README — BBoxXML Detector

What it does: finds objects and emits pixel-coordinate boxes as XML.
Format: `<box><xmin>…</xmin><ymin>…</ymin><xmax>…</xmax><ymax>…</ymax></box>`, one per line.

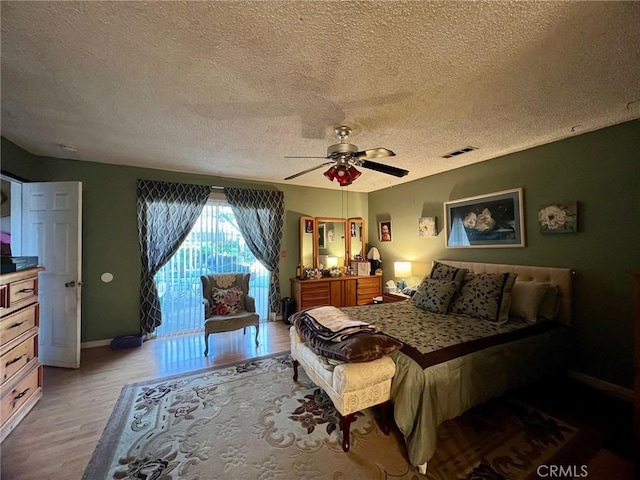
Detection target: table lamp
<box><xmin>394</xmin><ymin>261</ymin><xmax>412</xmax><ymax>290</ymax></box>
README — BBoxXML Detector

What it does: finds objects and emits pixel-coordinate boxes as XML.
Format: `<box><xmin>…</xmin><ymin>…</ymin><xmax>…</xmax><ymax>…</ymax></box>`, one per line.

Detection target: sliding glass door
<box><xmin>155</xmin><ymin>197</ymin><xmax>269</xmax><ymax>337</ymax></box>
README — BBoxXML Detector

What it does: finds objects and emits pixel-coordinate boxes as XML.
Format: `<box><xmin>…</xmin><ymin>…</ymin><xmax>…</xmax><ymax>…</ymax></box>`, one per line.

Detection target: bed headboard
<box><xmin>437</xmin><ymin>260</ymin><xmax>574</xmax><ymax>326</ymax></box>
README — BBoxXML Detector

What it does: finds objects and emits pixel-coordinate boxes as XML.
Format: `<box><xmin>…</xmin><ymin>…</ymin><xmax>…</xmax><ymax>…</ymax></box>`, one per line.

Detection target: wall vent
<box><xmin>441</xmin><ymin>146</ymin><xmax>477</xmax><ymax>159</ymax></box>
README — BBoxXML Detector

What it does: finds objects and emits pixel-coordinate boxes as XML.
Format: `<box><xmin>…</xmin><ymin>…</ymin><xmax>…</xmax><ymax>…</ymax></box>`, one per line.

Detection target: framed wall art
<box><xmin>379</xmin><ymin>221</ymin><xmax>392</xmax><ymax>242</ymax></box>
<box><xmin>538</xmin><ymin>202</ymin><xmax>578</xmax><ymax>234</ymax></box>
<box><xmin>418</xmin><ymin>216</ymin><xmax>437</xmax><ymax>237</ymax></box>
<box><xmin>444</xmin><ymin>188</ymin><xmax>525</xmax><ymax>248</ymax></box>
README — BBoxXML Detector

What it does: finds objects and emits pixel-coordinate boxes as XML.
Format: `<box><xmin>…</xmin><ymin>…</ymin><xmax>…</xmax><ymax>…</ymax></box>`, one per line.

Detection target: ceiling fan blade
<box><xmin>355</xmin><ymin>148</ymin><xmax>396</xmax><ymax>160</ymax></box>
<box><xmin>361</xmin><ymin>160</ymin><xmax>409</xmax><ymax>178</ymax></box>
<box><xmin>284</xmin><ymin>156</ymin><xmax>329</xmax><ymax>159</ymax></box>
<box><xmin>284</xmin><ymin>161</ymin><xmax>334</xmax><ymax>180</ymax></box>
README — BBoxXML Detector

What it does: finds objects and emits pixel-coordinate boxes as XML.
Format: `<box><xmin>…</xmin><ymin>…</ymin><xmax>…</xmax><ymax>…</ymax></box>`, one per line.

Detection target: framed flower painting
<box><xmin>538</xmin><ymin>202</ymin><xmax>578</xmax><ymax>234</ymax></box>
<box><xmin>444</xmin><ymin>188</ymin><xmax>525</xmax><ymax>248</ymax></box>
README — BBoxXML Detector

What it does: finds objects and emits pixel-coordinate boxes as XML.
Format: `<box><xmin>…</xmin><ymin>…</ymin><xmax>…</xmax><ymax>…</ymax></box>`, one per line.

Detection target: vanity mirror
<box><xmin>347</xmin><ymin>218</ymin><xmax>365</xmax><ymax>260</ymax></box>
<box><xmin>316</xmin><ymin>217</ymin><xmax>346</xmax><ymax>269</ymax></box>
<box><xmin>299</xmin><ymin>216</ymin><xmax>366</xmax><ymax>269</ymax></box>
<box><xmin>299</xmin><ymin>216</ymin><xmax>315</xmax><ymax>270</ymax></box>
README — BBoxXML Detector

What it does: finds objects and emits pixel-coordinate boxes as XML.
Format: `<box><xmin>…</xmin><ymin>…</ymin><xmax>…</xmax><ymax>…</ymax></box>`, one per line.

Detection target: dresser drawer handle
<box><xmin>14</xmin><ymin>387</ymin><xmax>30</xmax><ymax>402</ymax></box>
<box><xmin>18</xmin><ymin>288</ymin><xmax>35</xmax><ymax>294</ymax></box>
<box><xmin>8</xmin><ymin>320</ymin><xmax>26</xmax><ymax>329</ymax></box>
<box><xmin>6</xmin><ymin>354</ymin><xmax>26</xmax><ymax>367</ymax></box>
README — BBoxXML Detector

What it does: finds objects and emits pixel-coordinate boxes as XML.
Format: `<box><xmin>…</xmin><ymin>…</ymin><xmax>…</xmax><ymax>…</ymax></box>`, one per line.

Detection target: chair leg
<box><xmin>243</xmin><ymin>327</ymin><xmax>246</xmax><ymax>334</ymax></box>
<box><xmin>203</xmin><ymin>332</ymin><xmax>210</xmax><ymax>356</ymax></box>
<box><xmin>339</xmin><ymin>413</ymin><xmax>356</xmax><ymax>452</ymax></box>
<box><xmin>292</xmin><ymin>359</ymin><xmax>299</xmax><ymax>381</ymax></box>
<box><xmin>254</xmin><ymin>323</ymin><xmax>260</xmax><ymax>346</ymax></box>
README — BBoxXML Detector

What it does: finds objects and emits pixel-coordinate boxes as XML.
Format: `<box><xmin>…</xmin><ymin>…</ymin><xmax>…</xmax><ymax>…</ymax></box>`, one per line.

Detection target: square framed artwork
<box><xmin>444</xmin><ymin>188</ymin><xmax>525</xmax><ymax>248</ymax></box>
<box><xmin>418</xmin><ymin>216</ymin><xmax>437</xmax><ymax>237</ymax></box>
<box><xmin>538</xmin><ymin>202</ymin><xmax>578</xmax><ymax>234</ymax></box>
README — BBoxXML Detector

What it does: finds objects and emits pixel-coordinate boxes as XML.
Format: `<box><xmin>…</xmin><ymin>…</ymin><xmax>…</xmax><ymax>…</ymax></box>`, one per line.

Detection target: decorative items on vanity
<box><xmin>1</xmin><ymin>267</ymin><xmax>44</xmax><ymax>442</ymax></box>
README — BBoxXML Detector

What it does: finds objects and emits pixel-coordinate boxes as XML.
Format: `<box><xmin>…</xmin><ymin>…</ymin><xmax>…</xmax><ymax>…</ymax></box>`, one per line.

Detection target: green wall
<box><xmin>367</xmin><ymin>120</ymin><xmax>640</xmax><ymax>389</ymax></box>
<box><xmin>0</xmin><ymin>139</ymin><xmax>367</xmax><ymax>342</ymax></box>
<box><xmin>2</xmin><ymin>119</ymin><xmax>638</xmax><ymax>388</ymax></box>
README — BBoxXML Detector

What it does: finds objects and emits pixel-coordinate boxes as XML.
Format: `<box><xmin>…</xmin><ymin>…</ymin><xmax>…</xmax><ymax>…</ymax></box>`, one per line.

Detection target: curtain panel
<box><xmin>224</xmin><ymin>187</ymin><xmax>284</xmax><ymax>316</ymax></box>
<box><xmin>136</xmin><ymin>180</ymin><xmax>210</xmax><ymax>334</ymax></box>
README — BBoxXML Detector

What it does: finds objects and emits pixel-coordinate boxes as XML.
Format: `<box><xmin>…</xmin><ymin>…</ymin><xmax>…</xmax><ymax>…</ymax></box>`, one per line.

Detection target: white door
<box><xmin>22</xmin><ymin>182</ymin><xmax>82</xmax><ymax>368</ymax></box>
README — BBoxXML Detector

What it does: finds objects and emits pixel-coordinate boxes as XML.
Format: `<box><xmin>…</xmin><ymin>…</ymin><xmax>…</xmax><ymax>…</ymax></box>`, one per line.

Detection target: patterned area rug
<box><xmin>83</xmin><ymin>353</ymin><xmax>598</xmax><ymax>479</ymax></box>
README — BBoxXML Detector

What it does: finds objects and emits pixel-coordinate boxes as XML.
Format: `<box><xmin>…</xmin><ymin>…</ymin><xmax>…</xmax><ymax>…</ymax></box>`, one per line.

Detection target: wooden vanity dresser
<box><xmin>0</xmin><ymin>267</ymin><xmax>44</xmax><ymax>442</ymax></box>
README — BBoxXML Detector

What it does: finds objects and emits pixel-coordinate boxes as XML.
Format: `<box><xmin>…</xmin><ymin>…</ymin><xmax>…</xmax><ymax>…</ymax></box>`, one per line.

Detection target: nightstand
<box><xmin>383</xmin><ymin>292</ymin><xmax>411</xmax><ymax>303</ymax></box>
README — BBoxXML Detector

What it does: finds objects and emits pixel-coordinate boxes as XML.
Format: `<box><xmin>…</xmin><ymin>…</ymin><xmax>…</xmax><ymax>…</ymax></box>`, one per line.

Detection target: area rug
<box><xmin>83</xmin><ymin>353</ymin><xmax>598</xmax><ymax>479</ymax></box>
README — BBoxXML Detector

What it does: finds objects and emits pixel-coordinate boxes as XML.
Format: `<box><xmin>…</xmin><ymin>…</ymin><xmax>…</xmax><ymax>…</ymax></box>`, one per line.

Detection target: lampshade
<box><xmin>327</xmin><ymin>256</ymin><xmax>339</xmax><ymax>268</ymax></box>
<box><xmin>394</xmin><ymin>261</ymin><xmax>412</xmax><ymax>278</ymax></box>
<box><xmin>323</xmin><ymin>166</ymin><xmax>337</xmax><ymax>181</ymax></box>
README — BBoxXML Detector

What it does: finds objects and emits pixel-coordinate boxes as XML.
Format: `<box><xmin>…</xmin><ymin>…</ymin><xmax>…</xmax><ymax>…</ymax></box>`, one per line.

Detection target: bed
<box><xmin>294</xmin><ymin>260</ymin><xmax>574</xmax><ymax>473</ymax></box>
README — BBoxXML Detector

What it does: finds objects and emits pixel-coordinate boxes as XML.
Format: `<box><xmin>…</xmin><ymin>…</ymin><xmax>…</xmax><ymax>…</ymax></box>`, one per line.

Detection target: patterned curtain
<box><xmin>224</xmin><ymin>187</ymin><xmax>284</xmax><ymax>316</ymax></box>
<box><xmin>137</xmin><ymin>180</ymin><xmax>210</xmax><ymax>334</ymax></box>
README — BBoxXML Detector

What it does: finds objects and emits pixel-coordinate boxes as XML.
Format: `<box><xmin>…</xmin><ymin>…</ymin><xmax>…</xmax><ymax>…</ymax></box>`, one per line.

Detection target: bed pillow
<box><xmin>448</xmin><ymin>272</ymin><xmax>517</xmax><ymax>324</ymax></box>
<box><xmin>295</xmin><ymin>319</ymin><xmax>403</xmax><ymax>363</ymax></box>
<box><xmin>412</xmin><ymin>279</ymin><xmax>459</xmax><ymax>314</ymax></box>
<box><xmin>429</xmin><ymin>261</ymin><xmax>469</xmax><ymax>285</ymax></box>
<box><xmin>509</xmin><ymin>281</ymin><xmax>550</xmax><ymax>322</ymax></box>
<box><xmin>537</xmin><ymin>283</ymin><xmax>560</xmax><ymax>321</ymax></box>
<box><xmin>209</xmin><ymin>286</ymin><xmax>245</xmax><ymax>315</ymax></box>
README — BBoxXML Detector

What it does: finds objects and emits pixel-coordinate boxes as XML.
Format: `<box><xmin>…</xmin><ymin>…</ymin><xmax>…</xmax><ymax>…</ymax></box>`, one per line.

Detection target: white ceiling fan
<box><xmin>284</xmin><ymin>126</ymin><xmax>409</xmax><ymax>186</ymax></box>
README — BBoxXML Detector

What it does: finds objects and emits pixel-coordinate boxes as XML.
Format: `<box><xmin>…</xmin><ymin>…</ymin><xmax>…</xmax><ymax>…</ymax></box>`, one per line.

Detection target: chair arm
<box><xmin>244</xmin><ymin>295</ymin><xmax>256</xmax><ymax>313</ymax></box>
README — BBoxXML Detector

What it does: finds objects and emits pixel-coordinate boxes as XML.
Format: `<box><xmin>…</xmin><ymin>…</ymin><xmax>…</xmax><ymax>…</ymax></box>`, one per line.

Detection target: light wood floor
<box><xmin>0</xmin><ymin>321</ymin><xmax>291</xmax><ymax>480</ymax></box>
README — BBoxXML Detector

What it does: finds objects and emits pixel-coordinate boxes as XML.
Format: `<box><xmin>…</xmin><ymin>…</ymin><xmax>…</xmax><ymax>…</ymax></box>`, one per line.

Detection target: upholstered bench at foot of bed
<box><xmin>289</xmin><ymin>326</ymin><xmax>396</xmax><ymax>452</ymax></box>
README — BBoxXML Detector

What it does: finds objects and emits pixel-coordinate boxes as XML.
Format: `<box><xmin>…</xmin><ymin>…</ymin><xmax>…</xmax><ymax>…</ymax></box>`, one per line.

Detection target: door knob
<box><xmin>65</xmin><ymin>281</ymin><xmax>76</xmax><ymax>288</ymax></box>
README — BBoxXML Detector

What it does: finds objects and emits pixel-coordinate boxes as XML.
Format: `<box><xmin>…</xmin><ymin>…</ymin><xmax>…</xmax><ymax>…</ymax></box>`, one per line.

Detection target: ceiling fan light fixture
<box><xmin>347</xmin><ymin>165</ymin><xmax>361</xmax><ymax>181</ymax></box>
<box><xmin>324</xmin><ymin>166</ymin><xmax>337</xmax><ymax>181</ymax></box>
<box><xmin>335</xmin><ymin>165</ymin><xmax>353</xmax><ymax>186</ymax></box>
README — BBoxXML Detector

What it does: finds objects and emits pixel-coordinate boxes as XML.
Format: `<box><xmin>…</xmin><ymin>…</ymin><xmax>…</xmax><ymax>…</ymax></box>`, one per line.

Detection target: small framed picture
<box><xmin>538</xmin><ymin>202</ymin><xmax>578</xmax><ymax>234</ymax></box>
<box><xmin>418</xmin><ymin>217</ymin><xmax>437</xmax><ymax>237</ymax></box>
<box><xmin>379</xmin><ymin>221</ymin><xmax>392</xmax><ymax>242</ymax></box>
<box><xmin>304</xmin><ymin>219</ymin><xmax>313</xmax><ymax>233</ymax></box>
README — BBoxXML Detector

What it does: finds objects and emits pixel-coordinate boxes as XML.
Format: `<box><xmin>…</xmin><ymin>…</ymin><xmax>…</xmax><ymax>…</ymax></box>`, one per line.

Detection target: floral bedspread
<box><xmin>340</xmin><ymin>300</ymin><xmax>548</xmax><ymax>364</ymax></box>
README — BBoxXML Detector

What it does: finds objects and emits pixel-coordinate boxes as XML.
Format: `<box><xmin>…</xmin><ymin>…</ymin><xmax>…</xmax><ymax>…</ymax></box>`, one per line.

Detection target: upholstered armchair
<box><xmin>200</xmin><ymin>272</ymin><xmax>260</xmax><ymax>356</ymax></box>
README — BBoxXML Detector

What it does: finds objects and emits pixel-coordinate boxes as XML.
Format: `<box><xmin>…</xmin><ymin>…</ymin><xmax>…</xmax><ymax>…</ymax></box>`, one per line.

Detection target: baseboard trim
<box><xmin>567</xmin><ymin>370</ymin><xmax>633</xmax><ymax>403</ymax></box>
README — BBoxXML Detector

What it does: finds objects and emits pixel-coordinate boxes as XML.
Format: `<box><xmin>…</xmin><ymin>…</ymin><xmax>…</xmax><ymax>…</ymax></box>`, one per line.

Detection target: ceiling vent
<box><xmin>441</xmin><ymin>146</ymin><xmax>477</xmax><ymax>159</ymax></box>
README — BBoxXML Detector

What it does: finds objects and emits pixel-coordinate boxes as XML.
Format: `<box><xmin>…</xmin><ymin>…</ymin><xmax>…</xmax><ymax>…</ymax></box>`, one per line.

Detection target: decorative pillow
<box><xmin>449</xmin><ymin>272</ymin><xmax>517</xmax><ymax>324</ymax></box>
<box><xmin>429</xmin><ymin>261</ymin><xmax>468</xmax><ymax>285</ymax></box>
<box><xmin>295</xmin><ymin>319</ymin><xmax>403</xmax><ymax>363</ymax></box>
<box><xmin>412</xmin><ymin>279</ymin><xmax>459</xmax><ymax>314</ymax></box>
<box><xmin>509</xmin><ymin>281</ymin><xmax>550</xmax><ymax>323</ymax></box>
<box><xmin>537</xmin><ymin>283</ymin><xmax>560</xmax><ymax>321</ymax></box>
<box><xmin>209</xmin><ymin>286</ymin><xmax>244</xmax><ymax>316</ymax></box>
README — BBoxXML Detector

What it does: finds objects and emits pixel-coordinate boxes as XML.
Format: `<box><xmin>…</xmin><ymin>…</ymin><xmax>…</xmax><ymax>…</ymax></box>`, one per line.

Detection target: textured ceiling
<box><xmin>2</xmin><ymin>1</ymin><xmax>639</xmax><ymax>192</ymax></box>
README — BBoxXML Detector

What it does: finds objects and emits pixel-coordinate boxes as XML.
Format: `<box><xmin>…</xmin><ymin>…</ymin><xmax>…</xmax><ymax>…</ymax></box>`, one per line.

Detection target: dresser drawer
<box><xmin>299</xmin><ymin>282</ymin><xmax>331</xmax><ymax>309</ymax></box>
<box><xmin>1</xmin><ymin>365</ymin><xmax>41</xmax><ymax>424</ymax></box>
<box><xmin>356</xmin><ymin>277</ymin><xmax>381</xmax><ymax>305</ymax></box>
<box><xmin>1</xmin><ymin>335</ymin><xmax>37</xmax><ymax>385</ymax></box>
<box><xmin>0</xmin><ymin>304</ymin><xmax>38</xmax><ymax>347</ymax></box>
<box><xmin>8</xmin><ymin>277</ymin><xmax>38</xmax><ymax>309</ymax></box>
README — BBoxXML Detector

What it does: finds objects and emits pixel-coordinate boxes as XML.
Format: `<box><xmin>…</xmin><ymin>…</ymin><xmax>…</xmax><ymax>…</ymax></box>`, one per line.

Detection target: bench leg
<box><xmin>292</xmin><ymin>359</ymin><xmax>299</xmax><ymax>382</ymax></box>
<box><xmin>339</xmin><ymin>413</ymin><xmax>356</xmax><ymax>452</ymax></box>
<box><xmin>378</xmin><ymin>401</ymin><xmax>391</xmax><ymax>435</ymax></box>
